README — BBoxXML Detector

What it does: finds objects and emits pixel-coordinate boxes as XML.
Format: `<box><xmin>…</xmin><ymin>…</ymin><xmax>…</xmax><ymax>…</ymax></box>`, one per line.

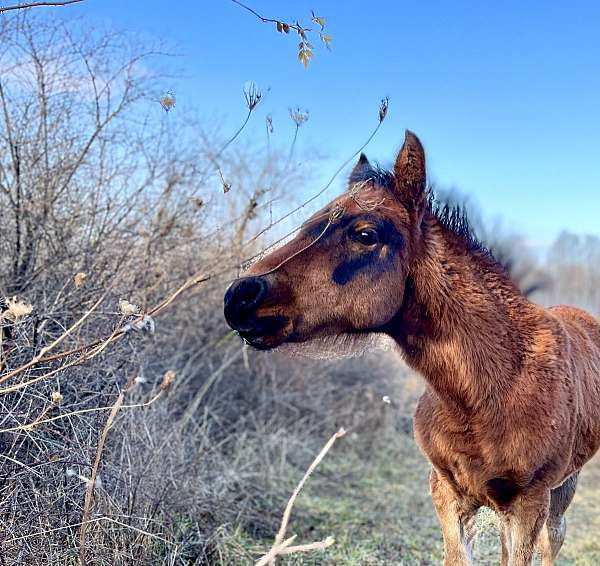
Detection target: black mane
<box><xmin>428</xmin><ymin>196</ymin><xmax>493</xmax><ymax>258</ymax></box>
<box><xmin>351</xmin><ymin>164</ymin><xmax>493</xmax><ymax>260</ymax></box>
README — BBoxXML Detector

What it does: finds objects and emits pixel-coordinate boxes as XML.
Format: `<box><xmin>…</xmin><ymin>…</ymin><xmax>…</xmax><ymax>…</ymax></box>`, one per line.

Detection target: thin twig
<box><xmin>0</xmin><ymin>292</ymin><xmax>107</xmax><ymax>386</ymax></box>
<box><xmin>0</xmin><ymin>0</ymin><xmax>83</xmax><ymax>13</ymax></box>
<box><xmin>0</xmin><ymin>454</ymin><xmax>42</xmax><ymax>477</ymax></box>
<box><xmin>215</xmin><ymin>110</ymin><xmax>252</xmax><ymax>159</ymax></box>
<box><xmin>0</xmin><ymin>275</ymin><xmax>209</xmax><ymax>390</ymax></box>
<box><xmin>4</xmin><ymin>516</ymin><xmax>175</xmax><ymax>545</ymax></box>
<box><xmin>0</xmin><ymin>389</ymin><xmax>166</xmax><ymax>433</ymax></box>
<box><xmin>79</xmin><ymin>375</ymin><xmax>135</xmax><ymax>565</ymax></box>
<box><xmin>255</xmin><ymin>428</ymin><xmax>346</xmax><ymax>566</ymax></box>
<box><xmin>230</xmin><ymin>0</ymin><xmax>312</xmax><ymax>34</ymax></box>
<box><xmin>243</xmin><ymin>116</ymin><xmax>386</xmax><ymax>251</ymax></box>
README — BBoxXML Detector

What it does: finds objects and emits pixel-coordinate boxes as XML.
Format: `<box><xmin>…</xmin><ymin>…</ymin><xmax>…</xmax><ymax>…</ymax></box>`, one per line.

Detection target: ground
<box><xmin>220</xmin><ymin>419</ymin><xmax>600</xmax><ymax>565</ymax></box>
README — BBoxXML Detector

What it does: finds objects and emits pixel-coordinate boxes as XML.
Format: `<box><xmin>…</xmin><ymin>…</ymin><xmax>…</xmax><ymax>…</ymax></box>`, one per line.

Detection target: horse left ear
<box><xmin>349</xmin><ymin>153</ymin><xmax>372</xmax><ymax>184</ymax></box>
<box><xmin>393</xmin><ymin>130</ymin><xmax>427</xmax><ymax>214</ymax></box>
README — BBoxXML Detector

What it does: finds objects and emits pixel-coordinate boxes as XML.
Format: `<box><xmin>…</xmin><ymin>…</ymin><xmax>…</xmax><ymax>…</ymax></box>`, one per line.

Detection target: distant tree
<box><xmin>543</xmin><ymin>231</ymin><xmax>600</xmax><ymax>313</ymax></box>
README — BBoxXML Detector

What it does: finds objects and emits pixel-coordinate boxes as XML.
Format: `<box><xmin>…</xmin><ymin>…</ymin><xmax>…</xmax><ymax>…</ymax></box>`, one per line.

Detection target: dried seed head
<box><xmin>51</xmin><ymin>391</ymin><xmax>64</xmax><ymax>405</ymax></box>
<box><xmin>159</xmin><ymin>91</ymin><xmax>176</xmax><ymax>112</ymax></box>
<box><xmin>160</xmin><ymin>370</ymin><xmax>176</xmax><ymax>391</ymax></box>
<box><xmin>379</xmin><ymin>96</ymin><xmax>389</xmax><ymax>123</ymax></box>
<box><xmin>2</xmin><ymin>297</ymin><xmax>33</xmax><ymax>321</ymax></box>
<box><xmin>73</xmin><ymin>272</ymin><xmax>87</xmax><ymax>288</ymax></box>
<box><xmin>136</xmin><ymin>315</ymin><xmax>155</xmax><ymax>334</ymax></box>
<box><xmin>243</xmin><ymin>81</ymin><xmax>263</xmax><ymax>111</ymax></box>
<box><xmin>118</xmin><ymin>299</ymin><xmax>140</xmax><ymax>317</ymax></box>
<box><xmin>266</xmin><ymin>114</ymin><xmax>274</xmax><ymax>134</ymax></box>
<box><xmin>123</xmin><ymin>315</ymin><xmax>155</xmax><ymax>335</ymax></box>
<box><xmin>289</xmin><ymin>107</ymin><xmax>309</xmax><ymax>127</ymax></box>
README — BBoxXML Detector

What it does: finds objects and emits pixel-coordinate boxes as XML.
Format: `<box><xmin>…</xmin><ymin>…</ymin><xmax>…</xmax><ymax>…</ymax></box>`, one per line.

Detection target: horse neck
<box><xmin>387</xmin><ymin>212</ymin><xmax>534</xmax><ymax>411</ymax></box>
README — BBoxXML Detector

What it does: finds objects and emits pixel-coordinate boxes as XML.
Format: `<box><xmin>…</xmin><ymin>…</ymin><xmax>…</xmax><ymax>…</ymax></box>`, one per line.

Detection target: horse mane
<box><xmin>428</xmin><ymin>195</ymin><xmax>492</xmax><ymax>258</ymax></box>
<box><xmin>351</xmin><ymin>164</ymin><xmax>502</xmax><ymax>270</ymax></box>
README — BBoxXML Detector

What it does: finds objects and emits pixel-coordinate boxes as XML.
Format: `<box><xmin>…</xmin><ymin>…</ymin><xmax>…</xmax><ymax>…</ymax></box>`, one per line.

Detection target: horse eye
<box><xmin>352</xmin><ymin>228</ymin><xmax>379</xmax><ymax>246</ymax></box>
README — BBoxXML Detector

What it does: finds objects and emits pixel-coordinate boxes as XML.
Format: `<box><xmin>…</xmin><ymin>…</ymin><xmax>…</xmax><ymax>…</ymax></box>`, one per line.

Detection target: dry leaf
<box><xmin>320</xmin><ymin>33</ymin><xmax>332</xmax><ymax>48</ymax></box>
<box><xmin>312</xmin><ymin>14</ymin><xmax>326</xmax><ymax>29</ymax></box>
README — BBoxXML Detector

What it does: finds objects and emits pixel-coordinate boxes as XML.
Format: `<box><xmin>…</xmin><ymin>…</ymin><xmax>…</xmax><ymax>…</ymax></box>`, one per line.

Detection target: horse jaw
<box><xmin>273</xmin><ymin>332</ymin><xmax>396</xmax><ymax>360</ymax></box>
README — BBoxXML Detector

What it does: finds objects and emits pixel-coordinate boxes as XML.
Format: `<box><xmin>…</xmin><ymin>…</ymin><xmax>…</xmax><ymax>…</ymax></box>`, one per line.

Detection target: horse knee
<box><xmin>546</xmin><ymin>516</ymin><xmax>566</xmax><ymax>557</ymax></box>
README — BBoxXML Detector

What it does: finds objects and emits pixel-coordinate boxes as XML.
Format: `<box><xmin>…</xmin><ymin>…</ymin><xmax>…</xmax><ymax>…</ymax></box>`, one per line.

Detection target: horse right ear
<box><xmin>393</xmin><ymin>130</ymin><xmax>427</xmax><ymax>216</ymax></box>
<box><xmin>349</xmin><ymin>153</ymin><xmax>372</xmax><ymax>184</ymax></box>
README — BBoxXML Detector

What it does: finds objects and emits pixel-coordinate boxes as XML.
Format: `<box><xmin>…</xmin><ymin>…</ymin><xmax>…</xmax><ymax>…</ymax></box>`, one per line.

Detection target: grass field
<box><xmin>218</xmin><ymin>395</ymin><xmax>600</xmax><ymax>566</ymax></box>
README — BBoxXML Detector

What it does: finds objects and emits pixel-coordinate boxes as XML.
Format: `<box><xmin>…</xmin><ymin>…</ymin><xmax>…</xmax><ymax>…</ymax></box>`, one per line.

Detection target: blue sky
<box><xmin>66</xmin><ymin>0</ymin><xmax>600</xmax><ymax>248</ymax></box>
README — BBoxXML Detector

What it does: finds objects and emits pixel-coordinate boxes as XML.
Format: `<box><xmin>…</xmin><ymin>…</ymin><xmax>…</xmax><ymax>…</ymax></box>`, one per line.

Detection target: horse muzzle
<box><xmin>223</xmin><ymin>276</ymin><xmax>292</xmax><ymax>349</ymax></box>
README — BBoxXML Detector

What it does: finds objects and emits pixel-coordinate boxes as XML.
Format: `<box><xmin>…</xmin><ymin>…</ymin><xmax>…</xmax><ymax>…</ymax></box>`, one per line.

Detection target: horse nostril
<box><xmin>237</xmin><ymin>280</ymin><xmax>264</xmax><ymax>309</ymax></box>
<box><xmin>224</xmin><ymin>277</ymin><xmax>268</xmax><ymax>327</ymax></box>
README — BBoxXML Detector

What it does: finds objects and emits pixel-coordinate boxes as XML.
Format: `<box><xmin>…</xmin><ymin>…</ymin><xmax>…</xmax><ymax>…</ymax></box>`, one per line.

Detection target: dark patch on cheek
<box><xmin>332</xmin><ymin>252</ymin><xmax>379</xmax><ymax>285</ymax></box>
<box><xmin>331</xmin><ymin>218</ymin><xmax>403</xmax><ymax>286</ymax></box>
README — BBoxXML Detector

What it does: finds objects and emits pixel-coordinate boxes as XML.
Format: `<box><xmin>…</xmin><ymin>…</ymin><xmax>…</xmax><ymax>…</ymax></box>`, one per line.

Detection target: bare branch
<box><xmin>0</xmin><ymin>0</ymin><xmax>83</xmax><ymax>13</ymax></box>
<box><xmin>255</xmin><ymin>428</ymin><xmax>346</xmax><ymax>566</ymax></box>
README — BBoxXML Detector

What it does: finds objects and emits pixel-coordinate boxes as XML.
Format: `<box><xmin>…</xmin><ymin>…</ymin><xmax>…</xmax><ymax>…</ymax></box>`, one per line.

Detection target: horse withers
<box><xmin>223</xmin><ymin>131</ymin><xmax>600</xmax><ymax>565</ymax></box>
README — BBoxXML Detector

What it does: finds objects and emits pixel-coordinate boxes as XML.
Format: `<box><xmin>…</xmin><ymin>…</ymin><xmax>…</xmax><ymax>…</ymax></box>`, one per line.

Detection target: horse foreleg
<box><xmin>538</xmin><ymin>472</ymin><xmax>579</xmax><ymax>565</ymax></box>
<box><xmin>429</xmin><ymin>468</ymin><xmax>478</xmax><ymax>566</ymax></box>
<box><xmin>505</xmin><ymin>490</ymin><xmax>550</xmax><ymax>566</ymax></box>
<box><xmin>497</xmin><ymin>513</ymin><xmax>511</xmax><ymax>566</ymax></box>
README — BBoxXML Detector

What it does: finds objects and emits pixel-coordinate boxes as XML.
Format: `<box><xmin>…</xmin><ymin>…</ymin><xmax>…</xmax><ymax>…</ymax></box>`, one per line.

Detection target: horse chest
<box><xmin>413</xmin><ymin>393</ymin><xmax>523</xmax><ymax>506</ymax></box>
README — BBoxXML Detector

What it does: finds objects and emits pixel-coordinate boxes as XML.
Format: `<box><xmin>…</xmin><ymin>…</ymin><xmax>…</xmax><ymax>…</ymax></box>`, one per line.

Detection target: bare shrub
<box><xmin>0</xmin><ymin>13</ymin><xmax>402</xmax><ymax>566</ymax></box>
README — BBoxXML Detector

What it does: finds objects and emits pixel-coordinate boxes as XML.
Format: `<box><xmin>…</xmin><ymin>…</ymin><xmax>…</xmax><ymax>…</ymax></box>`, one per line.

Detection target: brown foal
<box><xmin>223</xmin><ymin>131</ymin><xmax>600</xmax><ymax>565</ymax></box>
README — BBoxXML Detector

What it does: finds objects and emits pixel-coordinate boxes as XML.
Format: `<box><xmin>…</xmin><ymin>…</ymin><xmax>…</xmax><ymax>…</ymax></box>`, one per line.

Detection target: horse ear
<box><xmin>349</xmin><ymin>153</ymin><xmax>371</xmax><ymax>184</ymax></box>
<box><xmin>393</xmin><ymin>130</ymin><xmax>427</xmax><ymax>213</ymax></box>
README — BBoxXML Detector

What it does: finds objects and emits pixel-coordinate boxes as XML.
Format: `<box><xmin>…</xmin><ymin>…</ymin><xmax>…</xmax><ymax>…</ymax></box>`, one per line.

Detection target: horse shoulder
<box><xmin>547</xmin><ymin>304</ymin><xmax>600</xmax><ymax>468</ymax></box>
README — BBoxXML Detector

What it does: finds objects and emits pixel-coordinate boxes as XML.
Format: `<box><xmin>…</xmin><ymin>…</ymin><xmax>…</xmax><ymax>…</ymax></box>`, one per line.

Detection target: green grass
<box><xmin>220</xmin><ymin>425</ymin><xmax>600</xmax><ymax>565</ymax></box>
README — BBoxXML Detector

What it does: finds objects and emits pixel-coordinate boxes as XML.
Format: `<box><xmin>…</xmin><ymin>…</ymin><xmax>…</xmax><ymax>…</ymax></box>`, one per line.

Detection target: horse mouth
<box><xmin>233</xmin><ymin>315</ymin><xmax>292</xmax><ymax>350</ymax></box>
